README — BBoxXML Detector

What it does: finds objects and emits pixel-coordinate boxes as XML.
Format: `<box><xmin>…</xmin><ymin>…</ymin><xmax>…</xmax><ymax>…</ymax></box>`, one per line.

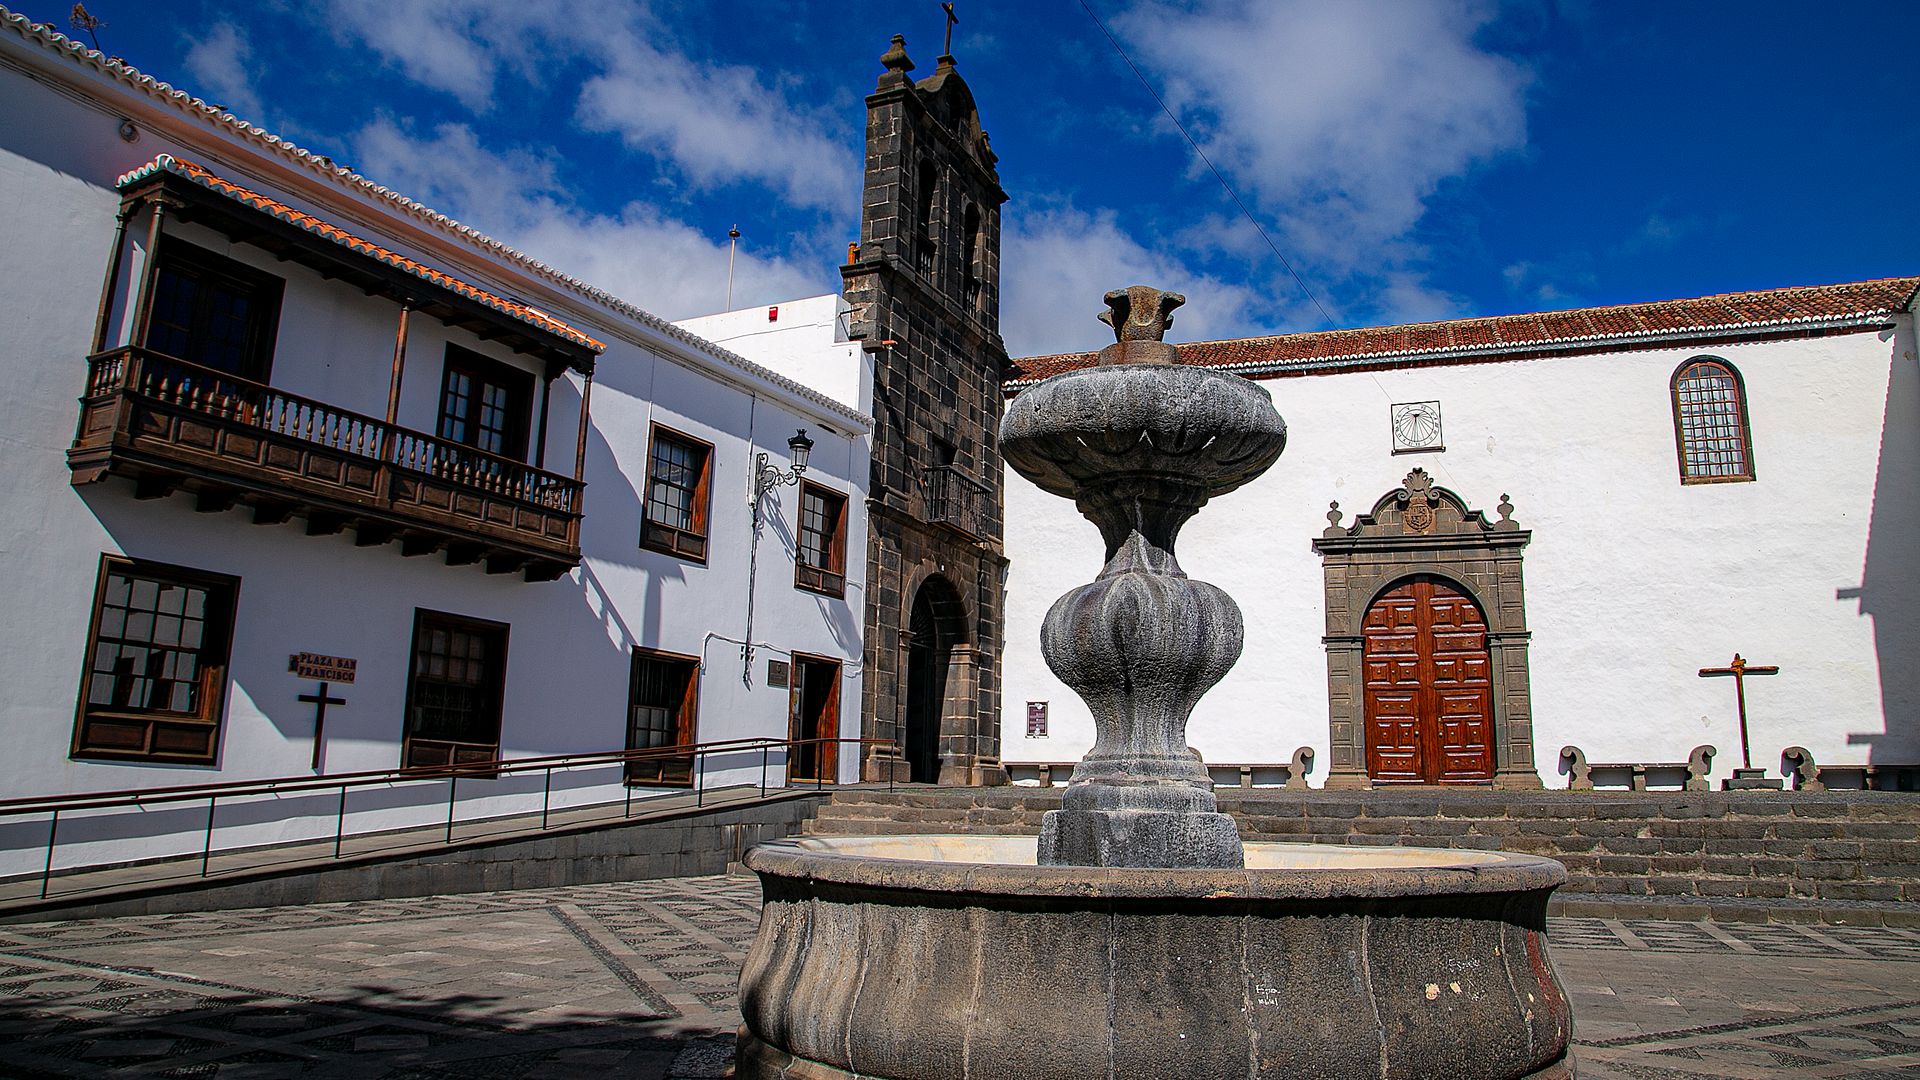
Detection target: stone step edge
<box><xmin>1551</xmin><ymin>893</ymin><xmax>1920</xmax><ymax>928</ymax></box>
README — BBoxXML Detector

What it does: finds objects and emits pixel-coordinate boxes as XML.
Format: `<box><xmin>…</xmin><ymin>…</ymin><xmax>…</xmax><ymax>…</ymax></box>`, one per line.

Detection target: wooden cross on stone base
<box><xmin>1699</xmin><ymin>653</ymin><xmax>1781</xmax><ymax>789</ymax></box>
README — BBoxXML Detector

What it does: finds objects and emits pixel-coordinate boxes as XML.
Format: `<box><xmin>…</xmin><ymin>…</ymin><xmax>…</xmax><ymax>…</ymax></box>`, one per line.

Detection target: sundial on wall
<box><xmin>1390</xmin><ymin>400</ymin><xmax>1444</xmax><ymax>453</ymax></box>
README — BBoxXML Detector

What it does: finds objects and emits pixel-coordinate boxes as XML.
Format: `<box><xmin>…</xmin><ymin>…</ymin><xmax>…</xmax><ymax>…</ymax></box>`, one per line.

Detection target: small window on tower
<box><xmin>1670</xmin><ymin>357</ymin><xmax>1755</xmax><ymax>483</ymax></box>
<box><xmin>915</xmin><ymin>158</ymin><xmax>939</xmax><ymax>277</ymax></box>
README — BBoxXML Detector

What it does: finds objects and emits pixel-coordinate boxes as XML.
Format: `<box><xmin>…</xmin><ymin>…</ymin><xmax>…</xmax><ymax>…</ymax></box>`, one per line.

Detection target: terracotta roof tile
<box><xmin>118</xmin><ymin>155</ymin><xmax>604</xmax><ymax>353</ymax></box>
<box><xmin>1009</xmin><ymin>277</ymin><xmax>1919</xmax><ymax>385</ymax></box>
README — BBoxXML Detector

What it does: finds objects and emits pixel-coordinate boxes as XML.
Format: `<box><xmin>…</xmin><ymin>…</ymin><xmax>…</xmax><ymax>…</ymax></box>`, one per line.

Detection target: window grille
<box><xmin>1671</xmin><ymin>358</ymin><xmax>1755</xmax><ymax>483</ymax></box>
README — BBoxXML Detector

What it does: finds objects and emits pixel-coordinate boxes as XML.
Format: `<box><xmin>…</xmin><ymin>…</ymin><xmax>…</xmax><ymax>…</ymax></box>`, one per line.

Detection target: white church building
<box><xmin>0</xmin><ymin>11</ymin><xmax>873</xmax><ymax>876</ymax></box>
<box><xmin>1000</xmin><ymin>280</ymin><xmax>1920</xmax><ymax>790</ymax></box>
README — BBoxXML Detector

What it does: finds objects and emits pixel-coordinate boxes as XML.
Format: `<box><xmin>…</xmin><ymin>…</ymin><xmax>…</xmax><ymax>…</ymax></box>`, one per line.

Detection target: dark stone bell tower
<box><xmin>842</xmin><ymin>34</ymin><xmax>1008</xmax><ymax>785</ymax></box>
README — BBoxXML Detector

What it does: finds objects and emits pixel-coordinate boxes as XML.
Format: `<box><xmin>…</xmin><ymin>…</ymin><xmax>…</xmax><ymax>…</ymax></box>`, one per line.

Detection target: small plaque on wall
<box><xmin>767</xmin><ymin>659</ymin><xmax>791</xmax><ymax>689</ymax></box>
<box><xmin>1026</xmin><ymin>701</ymin><xmax>1048</xmax><ymax>737</ymax></box>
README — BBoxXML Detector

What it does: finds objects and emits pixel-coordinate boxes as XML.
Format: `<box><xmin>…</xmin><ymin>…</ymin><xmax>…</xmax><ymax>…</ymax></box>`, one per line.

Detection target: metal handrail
<box><xmin>11</xmin><ymin>735</ymin><xmax>897</xmax><ymax>900</ymax></box>
<box><xmin>83</xmin><ymin>346</ymin><xmax>584</xmax><ymax>514</ymax></box>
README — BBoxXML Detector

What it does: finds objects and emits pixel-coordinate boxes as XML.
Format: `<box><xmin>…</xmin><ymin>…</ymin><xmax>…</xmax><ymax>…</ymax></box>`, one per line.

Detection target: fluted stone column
<box><xmin>1000</xmin><ymin>286</ymin><xmax>1286</xmax><ymax>868</ymax></box>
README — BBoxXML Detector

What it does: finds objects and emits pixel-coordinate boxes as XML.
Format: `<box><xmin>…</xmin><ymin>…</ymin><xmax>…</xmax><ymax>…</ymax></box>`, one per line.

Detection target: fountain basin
<box><xmin>737</xmin><ymin>835</ymin><xmax>1573</xmax><ymax>1080</ymax></box>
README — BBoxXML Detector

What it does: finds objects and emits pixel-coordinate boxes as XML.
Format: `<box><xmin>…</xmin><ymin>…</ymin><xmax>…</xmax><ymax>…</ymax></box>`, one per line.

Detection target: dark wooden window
<box><xmin>626</xmin><ymin>649</ymin><xmax>699</xmax><ymax>786</ymax></box>
<box><xmin>143</xmin><ymin>239</ymin><xmax>283</xmax><ymax>381</ymax></box>
<box><xmin>795</xmin><ymin>480</ymin><xmax>847</xmax><ymax>597</ymax></box>
<box><xmin>403</xmin><ymin>610</ymin><xmax>509</xmax><ymax>769</ymax></box>
<box><xmin>73</xmin><ymin>556</ymin><xmax>239</xmax><ymax>765</ymax></box>
<box><xmin>1671</xmin><ymin>357</ymin><xmax>1755</xmax><ymax>483</ymax></box>
<box><xmin>438</xmin><ymin>346</ymin><xmax>534</xmax><ymax>462</ymax></box>
<box><xmin>641</xmin><ymin>425</ymin><xmax>712</xmax><ymax>561</ymax></box>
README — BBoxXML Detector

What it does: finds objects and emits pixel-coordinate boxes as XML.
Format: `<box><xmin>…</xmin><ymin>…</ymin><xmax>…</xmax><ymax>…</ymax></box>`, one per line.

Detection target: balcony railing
<box><xmin>69</xmin><ymin>347</ymin><xmax>582</xmax><ymax>578</ymax></box>
<box><xmin>924</xmin><ymin>464</ymin><xmax>990</xmax><ymax>540</ymax></box>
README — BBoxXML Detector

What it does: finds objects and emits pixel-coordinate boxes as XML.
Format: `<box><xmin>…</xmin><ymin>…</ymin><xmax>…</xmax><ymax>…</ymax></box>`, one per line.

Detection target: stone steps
<box><xmin>803</xmin><ymin>786</ymin><xmax>1920</xmax><ymax>925</ymax></box>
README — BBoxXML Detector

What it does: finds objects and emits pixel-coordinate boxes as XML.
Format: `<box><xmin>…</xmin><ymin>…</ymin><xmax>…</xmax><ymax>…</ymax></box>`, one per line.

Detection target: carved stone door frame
<box><xmin>1312</xmin><ymin>469</ymin><xmax>1541</xmax><ymax>789</ymax></box>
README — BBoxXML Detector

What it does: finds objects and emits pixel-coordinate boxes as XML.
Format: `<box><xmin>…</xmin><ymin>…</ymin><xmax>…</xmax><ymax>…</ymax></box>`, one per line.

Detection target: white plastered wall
<box><xmin>1002</xmin><ymin>325</ymin><xmax>1919</xmax><ymax>788</ymax></box>
<box><xmin>0</xmin><ymin>57</ymin><xmax>871</xmax><ymax>875</ymax></box>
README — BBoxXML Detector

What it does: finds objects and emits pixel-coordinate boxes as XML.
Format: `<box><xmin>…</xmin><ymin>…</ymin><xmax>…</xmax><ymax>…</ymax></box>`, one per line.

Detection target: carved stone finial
<box><xmin>1494</xmin><ymin>492</ymin><xmax>1518</xmax><ymax>531</ymax></box>
<box><xmin>878</xmin><ymin>34</ymin><xmax>915</xmax><ymax>83</ymax></box>
<box><xmin>1100</xmin><ymin>285</ymin><xmax>1184</xmax><ymax>342</ymax></box>
<box><xmin>1095</xmin><ymin>285</ymin><xmax>1185</xmax><ymax>365</ymax></box>
<box><xmin>1323</xmin><ymin>500</ymin><xmax>1344</xmax><ymax>538</ymax></box>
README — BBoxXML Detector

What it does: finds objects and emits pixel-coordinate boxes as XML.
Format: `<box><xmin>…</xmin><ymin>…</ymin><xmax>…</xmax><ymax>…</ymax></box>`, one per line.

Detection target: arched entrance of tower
<box><xmin>1363</xmin><ymin>575</ymin><xmax>1494</xmax><ymax>784</ymax></box>
<box><xmin>904</xmin><ymin>575</ymin><xmax>969</xmax><ymax>784</ymax></box>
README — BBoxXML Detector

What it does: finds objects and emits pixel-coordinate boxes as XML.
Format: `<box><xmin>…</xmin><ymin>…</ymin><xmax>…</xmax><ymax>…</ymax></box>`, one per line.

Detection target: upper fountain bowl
<box><xmin>1001</xmin><ymin>362</ymin><xmax>1287</xmax><ymax>501</ymax></box>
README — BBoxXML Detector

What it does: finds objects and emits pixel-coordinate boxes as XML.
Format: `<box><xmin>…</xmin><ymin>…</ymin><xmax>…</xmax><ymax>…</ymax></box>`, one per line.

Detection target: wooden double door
<box><xmin>1362</xmin><ymin>576</ymin><xmax>1495</xmax><ymax>784</ymax></box>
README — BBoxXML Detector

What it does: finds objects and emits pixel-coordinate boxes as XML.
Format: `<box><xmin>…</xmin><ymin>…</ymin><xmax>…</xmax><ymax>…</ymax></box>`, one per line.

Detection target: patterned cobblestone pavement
<box><xmin>0</xmin><ymin>875</ymin><xmax>1916</xmax><ymax>1077</ymax></box>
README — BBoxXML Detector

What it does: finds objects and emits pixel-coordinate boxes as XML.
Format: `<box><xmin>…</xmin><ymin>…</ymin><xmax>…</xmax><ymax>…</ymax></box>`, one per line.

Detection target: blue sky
<box><xmin>49</xmin><ymin>0</ymin><xmax>1920</xmax><ymax>356</ymax></box>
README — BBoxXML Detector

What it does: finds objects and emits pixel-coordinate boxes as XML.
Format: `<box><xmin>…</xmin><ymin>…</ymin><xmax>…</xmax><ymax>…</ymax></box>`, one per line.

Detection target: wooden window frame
<box><xmin>142</xmin><ymin>238</ymin><xmax>284</xmax><ymax>383</ymax></box>
<box><xmin>625</xmin><ymin>647</ymin><xmax>701</xmax><ymax>788</ymax></box>
<box><xmin>795</xmin><ymin>479</ymin><xmax>848</xmax><ymax>597</ymax></box>
<box><xmin>640</xmin><ymin>423</ymin><xmax>714</xmax><ymax>563</ymax></box>
<box><xmin>401</xmin><ymin>608</ymin><xmax>511</xmax><ymax>772</ymax></box>
<box><xmin>71</xmin><ymin>555</ymin><xmax>241</xmax><ymax>766</ymax></box>
<box><xmin>1670</xmin><ymin>356</ymin><xmax>1757</xmax><ymax>485</ymax></box>
<box><xmin>436</xmin><ymin>344</ymin><xmax>536</xmax><ymax>463</ymax></box>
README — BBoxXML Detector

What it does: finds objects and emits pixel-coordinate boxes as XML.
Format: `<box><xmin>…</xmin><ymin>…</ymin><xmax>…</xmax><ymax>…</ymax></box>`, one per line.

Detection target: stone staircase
<box><xmin>804</xmin><ymin>786</ymin><xmax>1920</xmax><ymax>926</ymax></box>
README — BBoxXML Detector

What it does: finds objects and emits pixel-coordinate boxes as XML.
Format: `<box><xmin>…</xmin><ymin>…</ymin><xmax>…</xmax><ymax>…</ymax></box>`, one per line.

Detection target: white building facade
<box><xmin>0</xmin><ymin>12</ymin><xmax>871</xmax><ymax>876</ymax></box>
<box><xmin>1002</xmin><ymin>281</ymin><xmax>1920</xmax><ymax>789</ymax></box>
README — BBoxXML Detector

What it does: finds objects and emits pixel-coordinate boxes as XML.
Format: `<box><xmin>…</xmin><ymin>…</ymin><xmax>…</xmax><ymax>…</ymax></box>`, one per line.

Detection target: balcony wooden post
<box><xmin>128</xmin><ymin>199</ymin><xmax>173</xmax><ymax>348</ymax></box>
<box><xmin>533</xmin><ymin>372</ymin><xmax>554</xmax><ymax>470</ymax></box>
<box><xmin>385</xmin><ymin>305</ymin><xmax>411</xmax><ymax>429</ymax></box>
<box><xmin>90</xmin><ymin>205</ymin><xmax>136</xmax><ymax>353</ymax></box>
<box><xmin>572</xmin><ymin>372</ymin><xmax>593</xmax><ymax>482</ymax></box>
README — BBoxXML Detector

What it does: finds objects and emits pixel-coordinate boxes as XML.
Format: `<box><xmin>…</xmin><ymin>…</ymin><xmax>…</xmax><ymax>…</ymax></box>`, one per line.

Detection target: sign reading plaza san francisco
<box><xmin>288</xmin><ymin>653</ymin><xmax>358</xmax><ymax>683</ymax></box>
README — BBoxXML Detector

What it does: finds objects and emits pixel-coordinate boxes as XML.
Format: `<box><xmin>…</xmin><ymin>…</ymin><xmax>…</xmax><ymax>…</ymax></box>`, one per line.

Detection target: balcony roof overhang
<box><xmin>117</xmin><ymin>155</ymin><xmax>603</xmax><ymax>376</ymax></box>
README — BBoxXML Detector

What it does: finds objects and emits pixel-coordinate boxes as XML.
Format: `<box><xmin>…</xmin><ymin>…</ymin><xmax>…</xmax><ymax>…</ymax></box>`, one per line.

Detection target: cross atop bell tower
<box><xmin>842</xmin><ymin>32</ymin><xmax>1010</xmax><ymax>787</ymax></box>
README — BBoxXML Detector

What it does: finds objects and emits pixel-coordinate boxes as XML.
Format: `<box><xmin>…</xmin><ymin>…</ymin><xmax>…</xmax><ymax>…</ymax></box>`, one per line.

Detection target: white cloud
<box><xmin>1112</xmin><ymin>0</ymin><xmax>1529</xmax><ymax>285</ymax></box>
<box><xmin>182</xmin><ymin>23</ymin><xmax>264</xmax><ymax>123</ymax></box>
<box><xmin>351</xmin><ymin>120</ymin><xmax>826</xmax><ymax>320</ymax></box>
<box><xmin>322</xmin><ymin>0</ymin><xmax>546</xmax><ymax>111</ymax></box>
<box><xmin>1001</xmin><ymin>206</ymin><xmax>1269</xmax><ymax>356</ymax></box>
<box><xmin>574</xmin><ymin>26</ymin><xmax>857</xmax><ymax>212</ymax></box>
<box><xmin>321</xmin><ymin>0</ymin><xmax>857</xmax><ymax>211</ymax></box>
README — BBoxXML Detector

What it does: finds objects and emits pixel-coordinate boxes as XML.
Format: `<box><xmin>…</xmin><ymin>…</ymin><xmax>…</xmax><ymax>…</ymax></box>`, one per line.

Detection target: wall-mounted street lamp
<box><xmin>754</xmin><ymin>428</ymin><xmax>814</xmax><ymax>497</ymax></box>
<box><xmin>743</xmin><ymin>429</ymin><xmax>816</xmax><ymax>684</ymax></box>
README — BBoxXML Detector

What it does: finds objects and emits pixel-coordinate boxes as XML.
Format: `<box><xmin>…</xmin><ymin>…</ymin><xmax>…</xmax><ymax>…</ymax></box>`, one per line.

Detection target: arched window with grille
<box><xmin>1670</xmin><ymin>356</ymin><xmax>1755</xmax><ymax>483</ymax></box>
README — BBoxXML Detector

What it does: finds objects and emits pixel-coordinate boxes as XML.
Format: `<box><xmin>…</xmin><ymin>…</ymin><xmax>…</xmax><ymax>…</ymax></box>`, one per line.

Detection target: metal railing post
<box><xmin>761</xmin><ymin>745</ymin><xmax>769</xmax><ymax>798</ymax></box>
<box><xmin>334</xmin><ymin>785</ymin><xmax>347</xmax><ymax>859</ymax></box>
<box><xmin>624</xmin><ymin>767</ymin><xmax>634</xmax><ymax>818</ymax></box>
<box><xmin>541</xmin><ymin>765</ymin><xmax>553</xmax><ymax>830</ymax></box>
<box><xmin>40</xmin><ymin>809</ymin><xmax>59</xmax><ymax>899</ymax></box>
<box><xmin>696</xmin><ymin>750</ymin><xmax>705</xmax><ymax>808</ymax></box>
<box><xmin>201</xmin><ymin>795</ymin><xmax>217</xmax><ymax>877</ymax></box>
<box><xmin>445</xmin><ymin>775</ymin><xmax>457</xmax><ymax>843</ymax></box>
<box><xmin>889</xmin><ymin>741</ymin><xmax>896</xmax><ymax>792</ymax></box>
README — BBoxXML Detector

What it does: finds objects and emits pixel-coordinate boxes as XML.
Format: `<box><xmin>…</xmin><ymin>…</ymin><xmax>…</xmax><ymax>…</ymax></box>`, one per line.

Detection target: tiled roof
<box><xmin>1009</xmin><ymin>278</ymin><xmax>1920</xmax><ymax>386</ymax></box>
<box><xmin>119</xmin><ymin>155</ymin><xmax>605</xmax><ymax>352</ymax></box>
<box><xmin>0</xmin><ymin>7</ymin><xmax>873</xmax><ymax>428</ymax></box>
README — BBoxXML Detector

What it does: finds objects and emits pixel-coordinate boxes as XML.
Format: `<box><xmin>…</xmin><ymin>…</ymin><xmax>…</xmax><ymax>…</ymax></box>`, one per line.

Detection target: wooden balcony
<box><xmin>68</xmin><ymin>347</ymin><xmax>582</xmax><ymax>581</ymax></box>
<box><xmin>923</xmin><ymin>464</ymin><xmax>989</xmax><ymax>540</ymax></box>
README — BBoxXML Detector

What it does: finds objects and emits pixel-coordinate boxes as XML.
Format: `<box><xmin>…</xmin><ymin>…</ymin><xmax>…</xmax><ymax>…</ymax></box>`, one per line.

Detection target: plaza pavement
<box><xmin>1</xmin><ymin>873</ymin><xmax>1917</xmax><ymax>1078</ymax></box>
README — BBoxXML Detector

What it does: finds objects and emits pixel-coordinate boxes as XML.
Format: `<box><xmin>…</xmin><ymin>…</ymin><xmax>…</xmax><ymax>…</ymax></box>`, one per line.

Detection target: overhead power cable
<box><xmin>1076</xmin><ymin>0</ymin><xmax>1339</xmax><ymax>330</ymax></box>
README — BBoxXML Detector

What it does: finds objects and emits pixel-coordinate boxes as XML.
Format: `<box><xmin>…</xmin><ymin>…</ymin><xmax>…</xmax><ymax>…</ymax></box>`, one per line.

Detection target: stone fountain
<box><xmin>735</xmin><ymin>288</ymin><xmax>1574</xmax><ymax>1079</ymax></box>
